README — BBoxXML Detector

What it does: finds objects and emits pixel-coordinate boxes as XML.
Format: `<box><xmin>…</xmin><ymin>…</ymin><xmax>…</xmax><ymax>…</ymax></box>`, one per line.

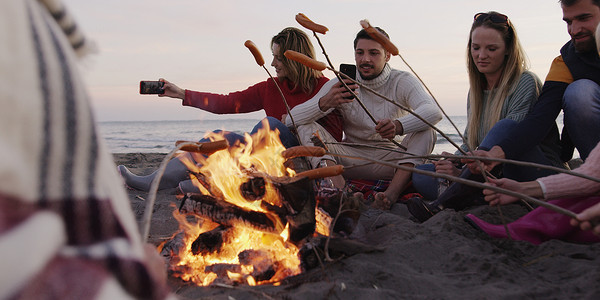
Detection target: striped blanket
<box><xmin>0</xmin><ymin>0</ymin><xmax>173</xmax><ymax>298</ymax></box>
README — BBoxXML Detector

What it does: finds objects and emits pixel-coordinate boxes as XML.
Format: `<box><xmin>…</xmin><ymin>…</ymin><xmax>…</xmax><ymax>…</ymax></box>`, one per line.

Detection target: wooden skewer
<box><xmin>245</xmin><ymin>41</ymin><xmax>302</xmax><ymax>145</ymax></box>
<box><xmin>329</xmin><ymin>152</ymin><xmax>578</xmax><ymax>218</ymax></box>
<box><xmin>324</xmin><ymin>141</ymin><xmax>600</xmax><ymax>183</ymax></box>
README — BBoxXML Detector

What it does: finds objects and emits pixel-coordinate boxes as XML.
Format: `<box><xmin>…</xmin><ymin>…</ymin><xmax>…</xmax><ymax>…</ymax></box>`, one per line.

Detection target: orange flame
<box><xmin>162</xmin><ymin>120</ymin><xmax>332</xmax><ymax>286</ymax></box>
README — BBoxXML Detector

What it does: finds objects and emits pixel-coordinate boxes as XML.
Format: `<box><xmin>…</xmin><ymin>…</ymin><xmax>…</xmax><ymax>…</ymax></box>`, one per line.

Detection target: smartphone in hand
<box><xmin>139</xmin><ymin>80</ymin><xmax>164</xmax><ymax>94</ymax></box>
<box><xmin>339</xmin><ymin>63</ymin><xmax>356</xmax><ymax>99</ymax></box>
<box><xmin>340</xmin><ymin>63</ymin><xmax>356</xmax><ymax>80</ymax></box>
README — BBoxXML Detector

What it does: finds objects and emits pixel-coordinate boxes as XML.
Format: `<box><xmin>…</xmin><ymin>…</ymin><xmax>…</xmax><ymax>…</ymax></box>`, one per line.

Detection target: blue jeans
<box><xmin>199</xmin><ymin>117</ymin><xmax>299</xmax><ymax>149</ymax></box>
<box><xmin>412</xmin><ymin>119</ymin><xmax>558</xmax><ymax>201</ymax></box>
<box><xmin>250</xmin><ymin>116</ymin><xmax>299</xmax><ymax>148</ymax></box>
<box><xmin>563</xmin><ymin>79</ymin><xmax>600</xmax><ymax>160</ymax></box>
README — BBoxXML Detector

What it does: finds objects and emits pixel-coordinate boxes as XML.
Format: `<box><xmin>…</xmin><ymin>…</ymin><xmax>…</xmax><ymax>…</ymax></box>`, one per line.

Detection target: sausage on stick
<box><xmin>283</xmin><ymin>50</ymin><xmax>327</xmax><ymax>71</ymax></box>
<box><xmin>295</xmin><ymin>13</ymin><xmax>328</xmax><ymax>35</ymax></box>
<box><xmin>244</xmin><ymin>40</ymin><xmax>265</xmax><ymax>66</ymax></box>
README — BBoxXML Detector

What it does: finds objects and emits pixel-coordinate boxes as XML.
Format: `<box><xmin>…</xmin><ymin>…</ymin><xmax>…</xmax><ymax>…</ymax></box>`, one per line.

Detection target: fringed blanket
<box><xmin>0</xmin><ymin>0</ymin><xmax>173</xmax><ymax>299</ymax></box>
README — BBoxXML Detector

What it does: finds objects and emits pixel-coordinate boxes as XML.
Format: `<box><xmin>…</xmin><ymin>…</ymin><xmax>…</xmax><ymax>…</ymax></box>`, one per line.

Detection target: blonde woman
<box><xmin>119</xmin><ymin>27</ymin><xmax>343</xmax><ymax>192</ymax></box>
<box><xmin>408</xmin><ymin>12</ymin><xmax>563</xmax><ymax>222</ymax></box>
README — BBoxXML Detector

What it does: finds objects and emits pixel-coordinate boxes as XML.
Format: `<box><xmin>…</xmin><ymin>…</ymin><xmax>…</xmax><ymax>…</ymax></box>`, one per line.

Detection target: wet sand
<box><xmin>114</xmin><ymin>152</ymin><xmax>600</xmax><ymax>299</ymax></box>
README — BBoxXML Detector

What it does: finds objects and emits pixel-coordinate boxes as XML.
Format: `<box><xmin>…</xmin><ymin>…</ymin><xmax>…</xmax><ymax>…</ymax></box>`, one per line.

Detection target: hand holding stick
<box><xmin>294</xmin><ymin>14</ymin><xmax>408</xmax><ymax>151</ymax></box>
<box><xmin>284</xmin><ymin>49</ymin><xmax>407</xmax><ymax>151</ymax></box>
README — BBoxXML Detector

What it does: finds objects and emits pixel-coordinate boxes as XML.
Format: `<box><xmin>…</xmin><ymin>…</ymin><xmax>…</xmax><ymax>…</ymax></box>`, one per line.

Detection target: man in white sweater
<box><xmin>286</xmin><ymin>27</ymin><xmax>442</xmax><ymax>209</ymax></box>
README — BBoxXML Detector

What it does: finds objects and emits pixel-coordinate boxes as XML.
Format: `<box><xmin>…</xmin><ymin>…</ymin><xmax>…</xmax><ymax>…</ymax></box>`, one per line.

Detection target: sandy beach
<box><xmin>114</xmin><ymin>153</ymin><xmax>600</xmax><ymax>299</ymax></box>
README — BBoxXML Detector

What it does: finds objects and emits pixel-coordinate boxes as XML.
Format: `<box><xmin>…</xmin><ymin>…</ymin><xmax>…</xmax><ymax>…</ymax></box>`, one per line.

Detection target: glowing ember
<box><xmin>159</xmin><ymin>120</ymin><xmax>332</xmax><ymax>286</ymax></box>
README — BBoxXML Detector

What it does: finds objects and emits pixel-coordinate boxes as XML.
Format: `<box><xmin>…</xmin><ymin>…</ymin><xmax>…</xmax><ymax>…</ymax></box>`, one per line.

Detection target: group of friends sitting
<box><xmin>4</xmin><ymin>0</ymin><xmax>600</xmax><ymax>298</ymax></box>
<box><xmin>119</xmin><ymin>0</ymin><xmax>600</xmax><ymax>244</ymax></box>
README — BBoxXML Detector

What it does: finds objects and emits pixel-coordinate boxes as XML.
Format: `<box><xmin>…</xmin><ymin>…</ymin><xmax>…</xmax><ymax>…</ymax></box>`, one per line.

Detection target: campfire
<box><xmin>158</xmin><ymin>122</ymin><xmax>341</xmax><ymax>286</ymax></box>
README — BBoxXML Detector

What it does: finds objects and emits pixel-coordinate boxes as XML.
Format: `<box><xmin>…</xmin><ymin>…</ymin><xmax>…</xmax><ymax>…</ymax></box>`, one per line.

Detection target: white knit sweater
<box><xmin>287</xmin><ymin>64</ymin><xmax>442</xmax><ymax>146</ymax></box>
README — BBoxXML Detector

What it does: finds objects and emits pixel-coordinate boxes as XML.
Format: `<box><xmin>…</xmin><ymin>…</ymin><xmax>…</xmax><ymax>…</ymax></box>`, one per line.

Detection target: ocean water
<box><xmin>98</xmin><ymin>116</ymin><xmax>469</xmax><ymax>154</ymax></box>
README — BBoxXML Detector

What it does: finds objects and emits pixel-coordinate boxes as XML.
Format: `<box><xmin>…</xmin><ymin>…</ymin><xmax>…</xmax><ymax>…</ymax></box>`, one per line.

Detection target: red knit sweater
<box><xmin>182</xmin><ymin>77</ymin><xmax>343</xmax><ymax>141</ymax></box>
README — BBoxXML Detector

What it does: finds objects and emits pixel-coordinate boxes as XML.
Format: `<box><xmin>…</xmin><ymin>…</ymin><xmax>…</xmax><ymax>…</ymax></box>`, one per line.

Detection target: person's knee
<box><xmin>564</xmin><ymin>79</ymin><xmax>600</xmax><ymax>111</ymax></box>
<box><xmin>478</xmin><ymin>119</ymin><xmax>518</xmax><ymax>150</ymax></box>
<box><xmin>264</xmin><ymin>116</ymin><xmax>282</xmax><ymax>128</ymax></box>
<box><xmin>404</xmin><ymin>128</ymin><xmax>436</xmax><ymax>155</ymax></box>
<box><xmin>492</xmin><ymin>118</ymin><xmax>517</xmax><ymax>129</ymax></box>
<box><xmin>252</xmin><ymin>116</ymin><xmax>281</xmax><ymax>132</ymax></box>
<box><xmin>411</xmin><ymin>163</ymin><xmax>438</xmax><ymax>200</ymax></box>
<box><xmin>412</xmin><ymin>164</ymin><xmax>436</xmax><ymax>182</ymax></box>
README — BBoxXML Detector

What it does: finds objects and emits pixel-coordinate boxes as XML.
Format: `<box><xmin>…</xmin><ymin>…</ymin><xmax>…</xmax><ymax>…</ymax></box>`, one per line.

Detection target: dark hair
<box><xmin>353</xmin><ymin>27</ymin><xmax>390</xmax><ymax>49</ymax></box>
<box><xmin>560</xmin><ymin>0</ymin><xmax>600</xmax><ymax>7</ymax></box>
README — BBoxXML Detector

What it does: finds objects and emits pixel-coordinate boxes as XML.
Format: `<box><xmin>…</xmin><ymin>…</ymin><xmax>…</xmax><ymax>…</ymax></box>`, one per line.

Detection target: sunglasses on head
<box><xmin>474</xmin><ymin>13</ymin><xmax>508</xmax><ymax>24</ymax></box>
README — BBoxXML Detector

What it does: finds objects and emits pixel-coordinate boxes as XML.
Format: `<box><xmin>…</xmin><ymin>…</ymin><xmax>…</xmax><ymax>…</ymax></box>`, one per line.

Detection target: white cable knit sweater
<box><xmin>287</xmin><ymin>64</ymin><xmax>442</xmax><ymax>146</ymax></box>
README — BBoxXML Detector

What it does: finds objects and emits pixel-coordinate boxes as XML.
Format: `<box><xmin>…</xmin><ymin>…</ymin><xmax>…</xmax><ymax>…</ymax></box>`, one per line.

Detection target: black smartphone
<box><xmin>139</xmin><ymin>80</ymin><xmax>164</xmax><ymax>94</ymax></box>
<box><xmin>339</xmin><ymin>63</ymin><xmax>356</xmax><ymax>99</ymax></box>
<box><xmin>339</xmin><ymin>63</ymin><xmax>356</xmax><ymax>80</ymax></box>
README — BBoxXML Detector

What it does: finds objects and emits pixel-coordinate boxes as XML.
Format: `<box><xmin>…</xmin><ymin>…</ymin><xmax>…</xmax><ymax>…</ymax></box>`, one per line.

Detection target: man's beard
<box><xmin>359</xmin><ymin>72</ymin><xmax>378</xmax><ymax>80</ymax></box>
<box><xmin>573</xmin><ymin>32</ymin><xmax>598</xmax><ymax>53</ymax></box>
<box><xmin>358</xmin><ymin>63</ymin><xmax>379</xmax><ymax>80</ymax></box>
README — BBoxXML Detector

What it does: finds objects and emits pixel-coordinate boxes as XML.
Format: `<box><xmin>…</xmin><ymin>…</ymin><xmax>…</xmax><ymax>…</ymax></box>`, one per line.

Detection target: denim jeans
<box><xmin>563</xmin><ymin>79</ymin><xmax>600</xmax><ymax>160</ymax></box>
<box><xmin>199</xmin><ymin>116</ymin><xmax>299</xmax><ymax>149</ymax></box>
<box><xmin>250</xmin><ymin>116</ymin><xmax>299</xmax><ymax>148</ymax></box>
<box><xmin>412</xmin><ymin>119</ymin><xmax>557</xmax><ymax>201</ymax></box>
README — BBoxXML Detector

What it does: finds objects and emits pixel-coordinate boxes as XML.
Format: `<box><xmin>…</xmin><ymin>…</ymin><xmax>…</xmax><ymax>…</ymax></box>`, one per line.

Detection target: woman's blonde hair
<box><xmin>271</xmin><ymin>27</ymin><xmax>323</xmax><ymax>94</ymax></box>
<box><xmin>465</xmin><ymin>12</ymin><xmax>528</xmax><ymax>149</ymax></box>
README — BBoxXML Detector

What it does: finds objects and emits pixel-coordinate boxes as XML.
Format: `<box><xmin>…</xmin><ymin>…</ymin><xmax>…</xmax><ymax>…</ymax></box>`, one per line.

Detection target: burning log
<box><xmin>240</xmin><ymin>176</ymin><xmax>266</xmax><ymax>201</ymax></box>
<box><xmin>275</xmin><ymin>176</ymin><xmax>317</xmax><ymax>243</ymax></box>
<box><xmin>179</xmin><ymin>194</ymin><xmax>283</xmax><ymax>234</ymax></box>
<box><xmin>204</xmin><ymin>263</ymin><xmax>242</xmax><ymax>278</ymax></box>
<box><xmin>238</xmin><ymin>249</ymin><xmax>278</xmax><ymax>282</ymax></box>
<box><xmin>191</xmin><ymin>225</ymin><xmax>232</xmax><ymax>255</ymax></box>
<box><xmin>242</xmin><ymin>170</ymin><xmax>319</xmax><ymax>244</ymax></box>
<box><xmin>159</xmin><ymin>230</ymin><xmax>186</xmax><ymax>264</ymax></box>
<box><xmin>228</xmin><ymin>166</ymin><xmax>322</xmax><ymax>244</ymax></box>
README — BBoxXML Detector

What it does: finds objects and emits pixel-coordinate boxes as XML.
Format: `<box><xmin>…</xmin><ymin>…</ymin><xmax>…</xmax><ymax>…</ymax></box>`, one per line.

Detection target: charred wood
<box><xmin>240</xmin><ymin>176</ymin><xmax>266</xmax><ymax>201</ymax></box>
<box><xmin>159</xmin><ymin>230</ymin><xmax>186</xmax><ymax>265</ymax></box>
<box><xmin>238</xmin><ymin>249</ymin><xmax>277</xmax><ymax>282</ymax></box>
<box><xmin>191</xmin><ymin>225</ymin><xmax>231</xmax><ymax>255</ymax></box>
<box><xmin>204</xmin><ymin>263</ymin><xmax>242</xmax><ymax>278</ymax></box>
<box><xmin>276</xmin><ymin>176</ymin><xmax>316</xmax><ymax>244</ymax></box>
<box><xmin>179</xmin><ymin>194</ymin><xmax>282</xmax><ymax>234</ymax></box>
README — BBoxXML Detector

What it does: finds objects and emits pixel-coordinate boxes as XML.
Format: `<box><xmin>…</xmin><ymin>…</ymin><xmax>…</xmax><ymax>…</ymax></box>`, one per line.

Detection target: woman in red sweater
<box><xmin>118</xmin><ymin>27</ymin><xmax>342</xmax><ymax>192</ymax></box>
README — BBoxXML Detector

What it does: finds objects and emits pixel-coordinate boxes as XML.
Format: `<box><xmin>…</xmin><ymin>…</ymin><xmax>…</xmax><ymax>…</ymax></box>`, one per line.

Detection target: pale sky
<box><xmin>62</xmin><ymin>0</ymin><xmax>570</xmax><ymax>122</ymax></box>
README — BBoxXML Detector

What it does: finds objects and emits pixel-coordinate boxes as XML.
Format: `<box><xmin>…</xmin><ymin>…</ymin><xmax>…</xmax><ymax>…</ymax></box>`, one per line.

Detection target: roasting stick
<box><xmin>294</xmin><ymin>13</ymin><xmax>407</xmax><ymax>151</ymax></box>
<box><xmin>324</xmin><ymin>141</ymin><xmax>600</xmax><ymax>183</ymax></box>
<box><xmin>140</xmin><ymin>140</ymin><xmax>229</xmax><ymax>242</ymax></box>
<box><xmin>343</xmin><ymin>152</ymin><xmax>577</xmax><ymax>217</ymax></box>
<box><xmin>285</xmin><ymin>146</ymin><xmax>577</xmax><ymax>219</ymax></box>
<box><xmin>244</xmin><ymin>40</ymin><xmax>303</xmax><ymax>145</ymax></box>
<box><xmin>284</xmin><ymin>145</ymin><xmax>597</xmax><ymax>238</ymax></box>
